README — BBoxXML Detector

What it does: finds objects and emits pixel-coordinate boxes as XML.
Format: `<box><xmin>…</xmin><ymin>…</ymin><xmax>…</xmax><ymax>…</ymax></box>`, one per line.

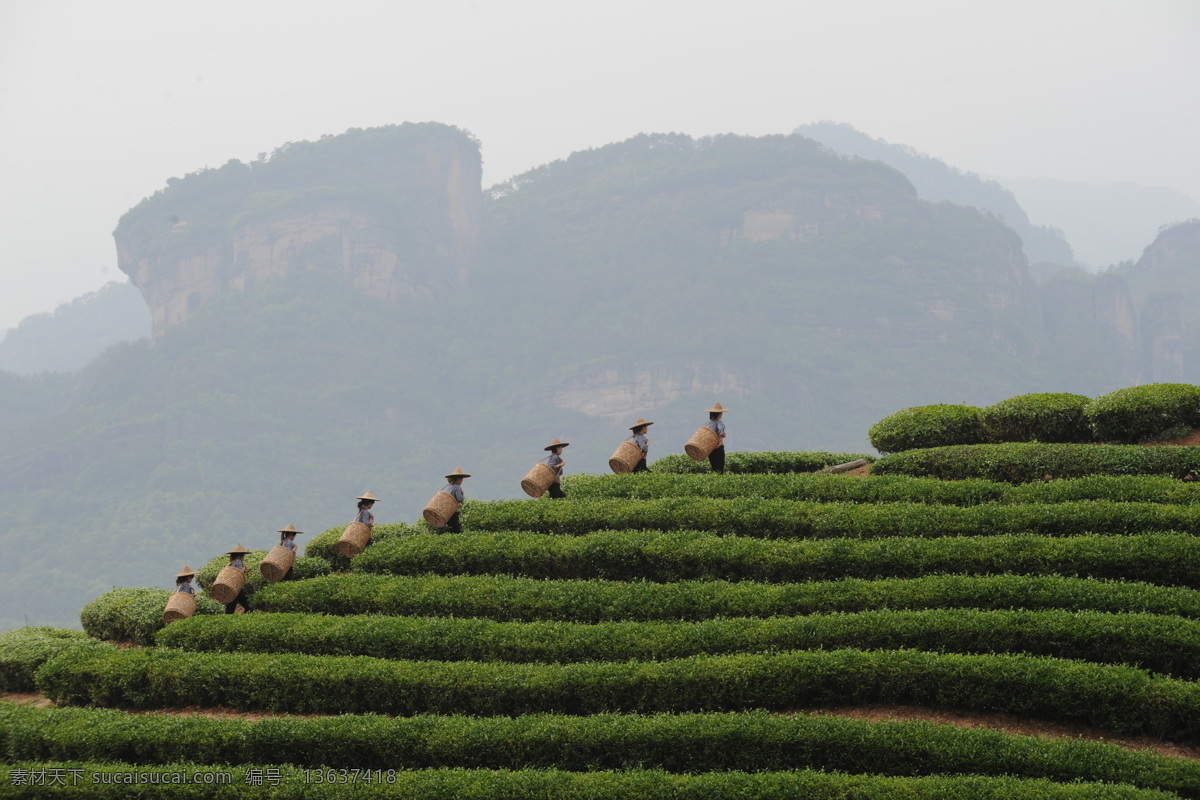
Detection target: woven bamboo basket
<box><xmin>423</xmin><ymin>490</ymin><xmax>460</xmax><ymax>528</ymax></box>
<box><xmin>162</xmin><ymin>591</ymin><xmax>197</xmax><ymax>624</ymax></box>
<box><xmin>260</xmin><ymin>545</ymin><xmax>296</xmax><ymax>583</ymax></box>
<box><xmin>210</xmin><ymin>565</ymin><xmax>246</xmax><ymax>605</ymax></box>
<box><xmin>609</xmin><ymin>441</ymin><xmax>642</xmax><ymax>474</ymax></box>
<box><xmin>684</xmin><ymin>426</ymin><xmax>721</xmax><ymax>462</ymax></box>
<box><xmin>521</xmin><ymin>462</ymin><xmax>556</xmax><ymax>498</ymax></box>
<box><xmin>336</xmin><ymin>521</ymin><xmax>372</xmax><ymax>558</ymax></box>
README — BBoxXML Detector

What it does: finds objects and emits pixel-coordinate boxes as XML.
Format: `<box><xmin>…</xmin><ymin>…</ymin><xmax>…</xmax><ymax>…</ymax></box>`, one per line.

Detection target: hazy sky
<box><xmin>1</xmin><ymin>0</ymin><xmax>1197</xmax><ymax>332</ymax></box>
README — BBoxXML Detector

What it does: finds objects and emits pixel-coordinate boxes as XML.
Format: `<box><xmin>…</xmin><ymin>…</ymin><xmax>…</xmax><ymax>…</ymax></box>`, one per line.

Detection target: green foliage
<box><xmin>869</xmin><ymin>405</ymin><xmax>984</xmax><ymax>454</ymax></box>
<box><xmin>255</xmin><ymin>573</ymin><xmax>1200</xmax><ymax>622</ymax></box>
<box><xmin>350</xmin><ymin>530</ymin><xmax>1200</xmax><ymax>587</ymax></box>
<box><xmin>195</xmin><ymin>552</ymin><xmax>331</xmax><ymax>604</ymax></box>
<box><xmin>304</xmin><ymin>523</ymin><xmax>420</xmax><ymax>570</ymax></box>
<box><xmin>873</xmin><ymin>443</ymin><xmax>1200</xmax><ymax>482</ymax></box>
<box><xmin>155</xmin><ymin>609</ymin><xmax>1200</xmax><ymax>678</ymax></box>
<box><xmin>0</xmin><ymin>762</ymin><xmax>1180</xmax><ymax>800</ymax></box>
<box><xmin>1087</xmin><ymin>383</ymin><xmax>1200</xmax><ymax>443</ymax></box>
<box><xmin>3</xmin><ymin>706</ymin><xmax>1199</xmax><ymax>797</ymax></box>
<box><xmin>650</xmin><ymin>451</ymin><xmax>872</xmax><ymax>474</ymax></box>
<box><xmin>453</xmin><ymin>497</ymin><xmax>1200</xmax><ymax>539</ymax></box>
<box><xmin>34</xmin><ymin>646</ymin><xmax>1200</xmax><ymax>743</ymax></box>
<box><xmin>981</xmin><ymin>393</ymin><xmax>1092</xmax><ymax>443</ymax></box>
<box><xmin>80</xmin><ymin>587</ymin><xmax>224</xmax><ymax>645</ymax></box>
<box><xmin>0</xmin><ymin>628</ymin><xmax>114</xmax><ymax>692</ymax></box>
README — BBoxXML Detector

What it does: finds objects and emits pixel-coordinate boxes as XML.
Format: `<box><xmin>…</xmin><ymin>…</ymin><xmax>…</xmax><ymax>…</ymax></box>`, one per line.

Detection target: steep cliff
<box><xmin>115</xmin><ymin>123</ymin><xmax>484</xmax><ymax>338</ymax></box>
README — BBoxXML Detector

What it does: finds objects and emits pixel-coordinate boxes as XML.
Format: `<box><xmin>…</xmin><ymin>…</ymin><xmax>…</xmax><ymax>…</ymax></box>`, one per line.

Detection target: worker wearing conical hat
<box><xmin>355</xmin><ymin>492</ymin><xmax>379</xmax><ymax>544</ymax></box>
<box><xmin>441</xmin><ymin>468</ymin><xmax>470</xmax><ymax>533</ymax></box>
<box><xmin>277</xmin><ymin>524</ymin><xmax>304</xmax><ymax>580</ymax></box>
<box><xmin>704</xmin><ymin>403</ymin><xmax>729</xmax><ymax>474</ymax></box>
<box><xmin>629</xmin><ymin>418</ymin><xmax>653</xmax><ymax>473</ymax></box>
<box><xmin>173</xmin><ymin>565</ymin><xmax>196</xmax><ymax>596</ymax></box>
<box><xmin>224</xmin><ymin>544</ymin><xmax>251</xmax><ymax>614</ymax></box>
<box><xmin>544</xmin><ymin>438</ymin><xmax>569</xmax><ymax>499</ymax></box>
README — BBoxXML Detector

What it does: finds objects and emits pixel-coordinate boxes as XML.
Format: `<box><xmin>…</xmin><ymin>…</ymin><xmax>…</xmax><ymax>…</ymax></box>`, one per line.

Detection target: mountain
<box><xmin>0</xmin><ymin>126</ymin><xmax>1169</xmax><ymax>631</ymax></box>
<box><xmin>0</xmin><ymin>282</ymin><xmax>149</xmax><ymax>374</ymax></box>
<box><xmin>793</xmin><ymin>122</ymin><xmax>1075</xmax><ymax>266</ymax></box>
<box><xmin>1004</xmin><ymin>177</ymin><xmax>1200</xmax><ymax>269</ymax></box>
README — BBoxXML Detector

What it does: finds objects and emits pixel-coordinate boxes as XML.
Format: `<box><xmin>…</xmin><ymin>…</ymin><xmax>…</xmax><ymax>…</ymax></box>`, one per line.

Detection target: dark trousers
<box><xmin>709</xmin><ymin>445</ymin><xmax>726</xmax><ymax>474</ymax></box>
<box><xmin>443</xmin><ymin>511</ymin><xmax>462</xmax><ymax>533</ymax></box>
<box><xmin>549</xmin><ymin>482</ymin><xmax>566</xmax><ymax>499</ymax></box>
<box><xmin>225</xmin><ymin>588</ymin><xmax>249</xmax><ymax>614</ymax></box>
<box><xmin>632</xmin><ymin>458</ymin><xmax>649</xmax><ymax>473</ymax></box>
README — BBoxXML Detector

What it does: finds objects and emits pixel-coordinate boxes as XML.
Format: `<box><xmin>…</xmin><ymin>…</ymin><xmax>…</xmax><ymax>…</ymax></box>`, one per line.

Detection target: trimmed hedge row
<box><xmin>1088</xmin><ymin>383</ymin><xmax>1200</xmax><ymax>444</ymax></box>
<box><xmin>34</xmin><ymin>647</ymin><xmax>1200</xmax><ymax>743</ymax></box>
<box><xmin>155</xmin><ymin>609</ymin><xmax>1200</xmax><ymax>678</ymax></box>
<box><xmin>873</xmin><ymin>443</ymin><xmax>1200</xmax><ymax>482</ymax></box>
<box><xmin>3</xmin><ymin>705</ymin><xmax>1199</xmax><ymax>796</ymax></box>
<box><xmin>80</xmin><ymin>588</ymin><xmax>225</xmax><ymax>646</ymax></box>
<box><xmin>254</xmin><ymin>573</ymin><xmax>1200</xmax><ymax>622</ymax></box>
<box><xmin>195</xmin><ymin>552</ymin><xmax>331</xmax><ymax>599</ymax></box>
<box><xmin>458</xmin><ymin>497</ymin><xmax>1200</xmax><ymax>539</ymax></box>
<box><xmin>0</xmin><ymin>763</ymin><xmax>1176</xmax><ymax>800</ymax></box>
<box><xmin>350</xmin><ymin>530</ymin><xmax>1200</xmax><ymax>586</ymax></box>
<box><xmin>869</xmin><ymin>405</ymin><xmax>984</xmax><ymax>454</ymax></box>
<box><xmin>566</xmin><ymin>471</ymin><xmax>1200</xmax><ymax>505</ymax></box>
<box><xmin>649</xmin><ymin>451</ymin><xmax>872</xmax><ymax>474</ymax></box>
<box><xmin>980</xmin><ymin>393</ymin><xmax>1093</xmax><ymax>444</ymax></box>
<box><xmin>0</xmin><ymin>628</ymin><xmax>114</xmax><ymax>693</ymax></box>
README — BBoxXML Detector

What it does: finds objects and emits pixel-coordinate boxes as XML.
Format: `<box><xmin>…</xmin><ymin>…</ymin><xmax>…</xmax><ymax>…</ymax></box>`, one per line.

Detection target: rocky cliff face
<box><xmin>115</xmin><ymin>125</ymin><xmax>484</xmax><ymax>339</ymax></box>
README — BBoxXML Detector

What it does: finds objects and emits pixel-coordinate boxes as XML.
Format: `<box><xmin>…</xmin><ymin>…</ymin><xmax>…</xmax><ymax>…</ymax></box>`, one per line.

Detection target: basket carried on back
<box><xmin>423</xmin><ymin>490</ymin><xmax>460</xmax><ymax>528</ymax></box>
<box><xmin>210</xmin><ymin>566</ymin><xmax>246</xmax><ymax>605</ymax></box>
<box><xmin>521</xmin><ymin>462</ymin><xmax>556</xmax><ymax>498</ymax></box>
<box><xmin>609</xmin><ymin>441</ymin><xmax>642</xmax><ymax>474</ymax></box>
<box><xmin>336</xmin><ymin>521</ymin><xmax>372</xmax><ymax>559</ymax></box>
<box><xmin>162</xmin><ymin>592</ymin><xmax>197</xmax><ymax>624</ymax></box>
<box><xmin>684</xmin><ymin>426</ymin><xmax>721</xmax><ymax>462</ymax></box>
<box><xmin>260</xmin><ymin>545</ymin><xmax>296</xmax><ymax>583</ymax></box>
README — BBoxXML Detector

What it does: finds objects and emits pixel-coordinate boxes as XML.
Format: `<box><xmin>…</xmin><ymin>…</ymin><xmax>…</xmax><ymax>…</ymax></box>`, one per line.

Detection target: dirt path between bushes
<box><xmin>4</xmin><ymin>691</ymin><xmax>1197</xmax><ymax>760</ymax></box>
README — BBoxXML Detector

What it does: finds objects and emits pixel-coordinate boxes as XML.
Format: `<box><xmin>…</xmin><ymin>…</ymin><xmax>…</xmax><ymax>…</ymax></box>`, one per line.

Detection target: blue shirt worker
<box><xmin>277</xmin><ymin>523</ymin><xmax>303</xmax><ymax>579</ymax></box>
<box><xmin>629</xmin><ymin>418</ymin><xmax>653</xmax><ymax>472</ymax></box>
<box><xmin>704</xmin><ymin>402</ymin><xmax>729</xmax><ymax>473</ymax></box>
<box><xmin>355</xmin><ymin>492</ymin><xmax>379</xmax><ymax>544</ymax></box>
<box><xmin>442</xmin><ymin>468</ymin><xmax>470</xmax><ymax>533</ymax></box>
<box><xmin>544</xmin><ymin>437</ymin><xmax>569</xmax><ymax>499</ymax></box>
<box><xmin>174</xmin><ymin>565</ymin><xmax>197</xmax><ymax>595</ymax></box>
<box><xmin>224</xmin><ymin>544</ymin><xmax>251</xmax><ymax>614</ymax></box>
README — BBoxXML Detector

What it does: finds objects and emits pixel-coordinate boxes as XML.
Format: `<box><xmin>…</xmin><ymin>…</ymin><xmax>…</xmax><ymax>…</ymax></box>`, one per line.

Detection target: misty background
<box><xmin>1</xmin><ymin>1</ymin><xmax>1199</xmax><ymax>631</ymax></box>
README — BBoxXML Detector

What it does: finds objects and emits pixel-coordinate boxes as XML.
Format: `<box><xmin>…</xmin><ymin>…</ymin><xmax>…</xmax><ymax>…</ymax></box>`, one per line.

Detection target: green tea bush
<box><xmin>305</xmin><ymin>522</ymin><xmax>420</xmax><ymax>570</ymax></box>
<box><xmin>154</xmin><ymin>609</ymin><xmax>1200</xmax><ymax>678</ymax></box>
<box><xmin>0</xmin><ymin>628</ymin><xmax>114</xmax><ymax>692</ymax></box>
<box><xmin>459</xmin><ymin>497</ymin><xmax>1200</xmax><ymax>539</ymax></box>
<box><xmin>255</xmin><ymin>573</ymin><xmax>1200</xmax><ymax>622</ymax></box>
<box><xmin>0</xmin><ymin>762</ymin><xmax>1178</xmax><ymax>800</ymax></box>
<box><xmin>195</xmin><ymin>552</ymin><xmax>331</xmax><ymax>603</ymax></box>
<box><xmin>34</xmin><ymin>647</ymin><xmax>1200</xmax><ymax>743</ymax></box>
<box><xmin>79</xmin><ymin>587</ymin><xmax>224</xmax><ymax>646</ymax></box>
<box><xmin>650</xmin><ymin>451</ymin><xmax>872</xmax><ymax>474</ymax></box>
<box><xmin>1088</xmin><ymin>383</ymin><xmax>1200</xmax><ymax>443</ymax></box>
<box><xmin>351</xmin><ymin>530</ymin><xmax>1200</xmax><ymax>587</ymax></box>
<box><xmin>3</xmin><ymin>706</ymin><xmax>1198</xmax><ymax>795</ymax></box>
<box><xmin>872</xmin><ymin>443</ymin><xmax>1200</xmax><ymax>482</ymax></box>
<box><xmin>868</xmin><ymin>405</ymin><xmax>984</xmax><ymax>454</ymax></box>
<box><xmin>982</xmin><ymin>393</ymin><xmax>1092</xmax><ymax>443</ymax></box>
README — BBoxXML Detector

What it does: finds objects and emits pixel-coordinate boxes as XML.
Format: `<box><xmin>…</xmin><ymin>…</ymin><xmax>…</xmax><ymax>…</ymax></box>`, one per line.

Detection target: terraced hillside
<box><xmin>4</xmin><ymin>449</ymin><xmax>1200</xmax><ymax>798</ymax></box>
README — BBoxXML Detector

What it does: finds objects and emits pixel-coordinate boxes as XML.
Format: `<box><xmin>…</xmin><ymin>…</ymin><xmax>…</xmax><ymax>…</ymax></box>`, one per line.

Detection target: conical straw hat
<box><xmin>226</xmin><ymin>544</ymin><xmax>251</xmax><ymax>555</ymax></box>
<box><xmin>706</xmin><ymin>402</ymin><xmax>729</xmax><ymax>414</ymax></box>
<box><xmin>629</xmin><ymin>418</ymin><xmax>654</xmax><ymax>431</ymax></box>
<box><xmin>445</xmin><ymin>467</ymin><xmax>472</xmax><ymax>479</ymax></box>
<box><xmin>356</xmin><ymin>492</ymin><xmax>380</xmax><ymax>502</ymax></box>
<box><xmin>277</xmin><ymin>523</ymin><xmax>304</xmax><ymax>535</ymax></box>
<box><xmin>544</xmin><ymin>437</ymin><xmax>570</xmax><ymax>451</ymax></box>
<box><xmin>174</xmin><ymin>564</ymin><xmax>196</xmax><ymax>578</ymax></box>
